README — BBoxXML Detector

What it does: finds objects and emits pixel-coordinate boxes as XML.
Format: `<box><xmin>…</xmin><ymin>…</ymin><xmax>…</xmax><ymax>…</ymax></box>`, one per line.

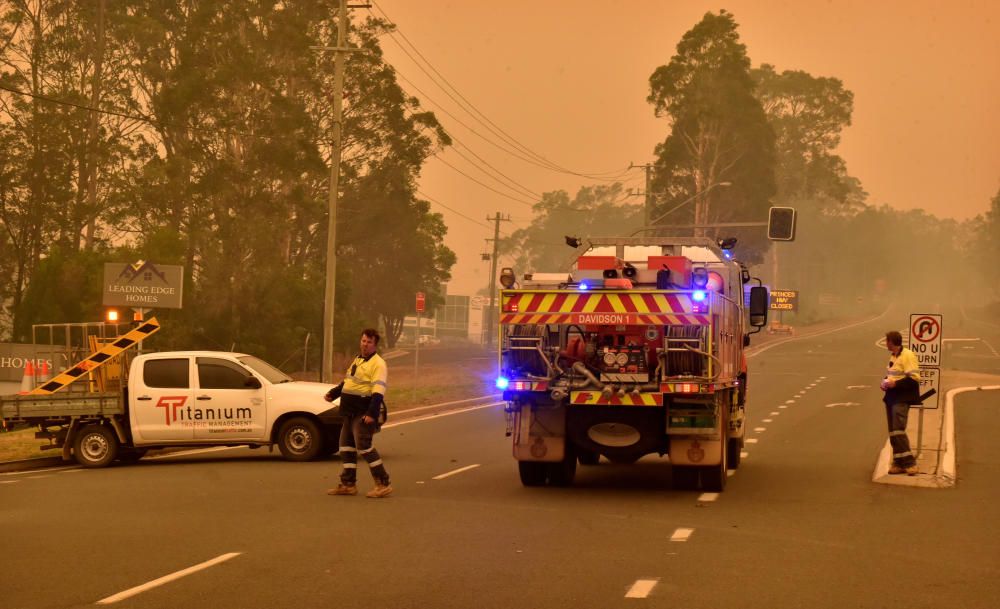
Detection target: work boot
<box><xmin>905</xmin><ymin>465</ymin><xmax>919</xmax><ymax>476</ymax></box>
<box><xmin>888</xmin><ymin>465</ymin><xmax>906</xmax><ymax>475</ymax></box>
<box><xmin>327</xmin><ymin>484</ymin><xmax>358</xmax><ymax>496</ymax></box>
<box><xmin>366</xmin><ymin>483</ymin><xmax>393</xmax><ymax>498</ymax></box>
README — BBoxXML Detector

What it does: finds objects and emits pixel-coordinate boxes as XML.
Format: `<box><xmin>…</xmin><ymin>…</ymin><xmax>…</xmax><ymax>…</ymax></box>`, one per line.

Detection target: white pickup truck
<box><xmin>0</xmin><ymin>351</ymin><xmax>342</xmax><ymax>467</ymax></box>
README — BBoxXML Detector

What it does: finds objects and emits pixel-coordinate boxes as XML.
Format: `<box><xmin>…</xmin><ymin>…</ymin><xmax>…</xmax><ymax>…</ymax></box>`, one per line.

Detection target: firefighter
<box><xmin>324</xmin><ymin>328</ymin><xmax>392</xmax><ymax>498</ymax></box>
<box><xmin>880</xmin><ymin>330</ymin><xmax>920</xmax><ymax>475</ymax></box>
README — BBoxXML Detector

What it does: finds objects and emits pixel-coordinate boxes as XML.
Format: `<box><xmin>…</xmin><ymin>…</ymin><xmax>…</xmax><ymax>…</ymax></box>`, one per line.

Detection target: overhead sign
<box><xmin>913</xmin><ymin>367</ymin><xmax>940</xmax><ymax>410</ymax></box>
<box><xmin>103</xmin><ymin>261</ymin><xmax>184</xmax><ymax>309</ymax></box>
<box><xmin>769</xmin><ymin>289</ymin><xmax>798</xmax><ymax>312</ymax></box>
<box><xmin>909</xmin><ymin>313</ymin><xmax>943</xmax><ymax>366</ymax></box>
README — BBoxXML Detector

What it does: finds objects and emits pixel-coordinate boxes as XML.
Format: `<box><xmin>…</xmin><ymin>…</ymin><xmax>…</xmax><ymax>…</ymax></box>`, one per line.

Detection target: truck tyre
<box><xmin>277</xmin><ymin>417</ymin><xmax>322</xmax><ymax>462</ymax></box>
<box><xmin>700</xmin><ymin>442</ymin><xmax>728</xmax><ymax>492</ymax></box>
<box><xmin>74</xmin><ymin>424</ymin><xmax>119</xmax><ymax>468</ymax></box>
<box><xmin>547</xmin><ymin>447</ymin><xmax>577</xmax><ymax>487</ymax></box>
<box><xmin>577</xmin><ymin>449</ymin><xmax>600</xmax><ymax>465</ymax></box>
<box><xmin>118</xmin><ymin>448</ymin><xmax>148</xmax><ymax>464</ymax></box>
<box><xmin>671</xmin><ymin>466</ymin><xmax>698</xmax><ymax>490</ymax></box>
<box><xmin>518</xmin><ymin>461</ymin><xmax>547</xmax><ymax>487</ymax></box>
<box><xmin>726</xmin><ymin>437</ymin><xmax>742</xmax><ymax>470</ymax></box>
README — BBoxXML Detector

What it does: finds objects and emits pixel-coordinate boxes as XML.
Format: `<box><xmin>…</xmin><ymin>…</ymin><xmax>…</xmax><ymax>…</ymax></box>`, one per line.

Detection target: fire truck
<box><xmin>496</xmin><ymin>236</ymin><xmax>768</xmax><ymax>491</ymax></box>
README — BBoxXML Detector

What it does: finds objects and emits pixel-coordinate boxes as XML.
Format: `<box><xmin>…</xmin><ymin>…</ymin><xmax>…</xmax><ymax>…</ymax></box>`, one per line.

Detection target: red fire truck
<box><xmin>496</xmin><ymin>237</ymin><xmax>768</xmax><ymax>491</ymax></box>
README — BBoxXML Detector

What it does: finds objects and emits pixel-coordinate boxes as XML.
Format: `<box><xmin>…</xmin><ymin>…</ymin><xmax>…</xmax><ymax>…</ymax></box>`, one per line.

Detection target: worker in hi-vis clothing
<box><xmin>880</xmin><ymin>330</ymin><xmax>920</xmax><ymax>476</ymax></box>
<box><xmin>325</xmin><ymin>328</ymin><xmax>392</xmax><ymax>498</ymax></box>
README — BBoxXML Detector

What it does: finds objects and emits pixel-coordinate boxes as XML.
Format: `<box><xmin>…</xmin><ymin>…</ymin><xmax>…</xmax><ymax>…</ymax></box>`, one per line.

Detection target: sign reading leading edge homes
<box><xmin>103</xmin><ymin>261</ymin><xmax>184</xmax><ymax>309</ymax></box>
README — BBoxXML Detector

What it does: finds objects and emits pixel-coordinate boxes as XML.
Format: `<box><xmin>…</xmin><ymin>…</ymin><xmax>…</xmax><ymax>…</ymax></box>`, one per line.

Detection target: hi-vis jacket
<box><xmin>330</xmin><ymin>352</ymin><xmax>388</xmax><ymax>418</ymax></box>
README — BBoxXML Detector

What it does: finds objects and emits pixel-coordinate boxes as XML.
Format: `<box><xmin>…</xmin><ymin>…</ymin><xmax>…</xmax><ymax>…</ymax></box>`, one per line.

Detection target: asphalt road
<box><xmin>1</xmin><ymin>306</ymin><xmax>998</xmax><ymax>609</ymax></box>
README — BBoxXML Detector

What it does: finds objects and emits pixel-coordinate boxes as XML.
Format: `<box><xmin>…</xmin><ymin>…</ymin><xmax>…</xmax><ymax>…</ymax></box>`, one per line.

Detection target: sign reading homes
<box><xmin>103</xmin><ymin>261</ymin><xmax>184</xmax><ymax>309</ymax></box>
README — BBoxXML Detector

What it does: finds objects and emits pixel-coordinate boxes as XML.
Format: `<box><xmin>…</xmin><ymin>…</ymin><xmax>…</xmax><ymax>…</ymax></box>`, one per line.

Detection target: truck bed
<box><xmin>0</xmin><ymin>392</ymin><xmax>123</xmax><ymax>422</ymax></box>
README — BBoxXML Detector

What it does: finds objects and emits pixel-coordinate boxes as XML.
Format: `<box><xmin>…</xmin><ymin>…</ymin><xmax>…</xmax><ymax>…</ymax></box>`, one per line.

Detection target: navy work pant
<box><xmin>339</xmin><ymin>412</ymin><xmax>389</xmax><ymax>486</ymax></box>
<box><xmin>884</xmin><ymin>402</ymin><xmax>917</xmax><ymax>467</ymax></box>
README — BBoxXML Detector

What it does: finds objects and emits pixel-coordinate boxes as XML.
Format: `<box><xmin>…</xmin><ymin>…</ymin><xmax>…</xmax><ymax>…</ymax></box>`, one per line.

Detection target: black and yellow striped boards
<box><xmin>28</xmin><ymin>318</ymin><xmax>161</xmax><ymax>395</ymax></box>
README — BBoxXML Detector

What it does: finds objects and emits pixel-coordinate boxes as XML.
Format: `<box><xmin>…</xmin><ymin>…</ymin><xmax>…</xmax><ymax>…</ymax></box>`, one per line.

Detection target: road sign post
<box><xmin>414</xmin><ymin>292</ymin><xmax>425</xmax><ymax>404</ymax></box>
<box><xmin>908</xmin><ymin>313</ymin><xmax>944</xmax><ymax>458</ymax></box>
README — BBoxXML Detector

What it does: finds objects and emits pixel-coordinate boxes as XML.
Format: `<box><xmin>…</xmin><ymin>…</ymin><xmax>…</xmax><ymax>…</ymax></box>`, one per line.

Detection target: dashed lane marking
<box><xmin>770</xmin><ymin>411</ymin><xmax>780</xmax><ymax>415</ymax></box>
<box><xmin>785</xmin><ymin>399</ymin><xmax>796</xmax><ymax>404</ymax></box>
<box><xmin>762</xmin><ymin>419</ymin><xmax>773</xmax><ymax>423</ymax></box>
<box><xmin>698</xmin><ymin>493</ymin><xmax>719</xmax><ymax>502</ymax></box>
<box><xmin>740</xmin><ymin>451</ymin><xmax>749</xmax><ymax>458</ymax></box>
<box><xmin>746</xmin><ymin>439</ymin><xmax>759</xmax><ymax>444</ymax></box>
<box><xmin>432</xmin><ymin>464</ymin><xmax>481</xmax><ymax>480</ymax></box>
<box><xmin>847</xmin><ymin>385</ymin><xmax>869</xmax><ymax>389</ymax></box>
<box><xmin>754</xmin><ymin>427</ymin><xmax>767</xmax><ymax>432</ymax></box>
<box><xmin>0</xmin><ymin>480</ymin><xmax>18</xmax><ymax>484</ymax></box>
<box><xmin>96</xmin><ymin>552</ymin><xmax>242</xmax><ymax>605</ymax></box>
<box><xmin>670</xmin><ymin>528</ymin><xmax>695</xmax><ymax>542</ymax></box>
<box><xmin>625</xmin><ymin>579</ymin><xmax>659</xmax><ymax>599</ymax></box>
<box><xmin>778</xmin><ymin>405</ymin><xmax>788</xmax><ymax>409</ymax></box>
<box><xmin>727</xmin><ymin>469</ymin><xmax>736</xmax><ymax>477</ymax></box>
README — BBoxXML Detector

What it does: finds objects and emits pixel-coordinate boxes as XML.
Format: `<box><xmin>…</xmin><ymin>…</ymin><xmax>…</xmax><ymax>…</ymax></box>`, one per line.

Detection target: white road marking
<box><xmin>778</xmin><ymin>405</ymin><xmax>788</xmax><ymax>409</ymax></box>
<box><xmin>825</xmin><ymin>402</ymin><xmax>860</xmax><ymax>408</ymax></box>
<box><xmin>58</xmin><ymin>468</ymin><xmax>84</xmax><ymax>473</ymax></box>
<box><xmin>762</xmin><ymin>419</ymin><xmax>773</xmax><ymax>423</ymax></box>
<box><xmin>746</xmin><ymin>439</ymin><xmax>759</xmax><ymax>444</ymax></box>
<box><xmin>727</xmin><ymin>469</ymin><xmax>736</xmax><ymax>477</ymax></box>
<box><xmin>769</xmin><ymin>411</ymin><xmax>780</xmax><ymax>415</ymax></box>
<box><xmin>785</xmin><ymin>399</ymin><xmax>795</xmax><ymax>404</ymax></box>
<box><xmin>754</xmin><ymin>427</ymin><xmax>766</xmax><ymax>432</ymax></box>
<box><xmin>747</xmin><ymin>309</ymin><xmax>890</xmax><ymax>358</ymax></box>
<box><xmin>740</xmin><ymin>451</ymin><xmax>749</xmax><ymax>458</ymax></box>
<box><xmin>698</xmin><ymin>492</ymin><xmax>719</xmax><ymax>502</ymax></box>
<box><xmin>671</xmin><ymin>527</ymin><xmax>695</xmax><ymax>541</ymax></box>
<box><xmin>96</xmin><ymin>552</ymin><xmax>242</xmax><ymax>604</ymax></box>
<box><xmin>625</xmin><ymin>579</ymin><xmax>659</xmax><ymax>599</ymax></box>
<box><xmin>383</xmin><ymin>402</ymin><xmax>502</xmax><ymax>429</ymax></box>
<box><xmin>145</xmin><ymin>446</ymin><xmax>241</xmax><ymax>460</ymax></box>
<box><xmin>22</xmin><ymin>475</ymin><xmax>52</xmax><ymax>480</ymax></box>
<box><xmin>0</xmin><ymin>480</ymin><xmax>18</xmax><ymax>484</ymax></box>
<box><xmin>808</xmin><ymin>384</ymin><xmax>816</xmax><ymax>387</ymax></box>
<box><xmin>820</xmin><ymin>376</ymin><xmax>827</xmax><ymax>379</ymax></box>
<box><xmin>432</xmin><ymin>464</ymin><xmax>481</xmax><ymax>480</ymax></box>
<box><xmin>941</xmin><ymin>385</ymin><xmax>1000</xmax><ymax>482</ymax></box>
<box><xmin>795</xmin><ymin>393</ymin><xmax>804</xmax><ymax>397</ymax></box>
<box><xmin>847</xmin><ymin>385</ymin><xmax>869</xmax><ymax>389</ymax></box>
<box><xmin>391</xmin><ymin>394</ymin><xmax>501</xmax><ymax>415</ymax></box>
<box><xmin>0</xmin><ymin>465</ymin><xmax>79</xmax><ymax>477</ymax></box>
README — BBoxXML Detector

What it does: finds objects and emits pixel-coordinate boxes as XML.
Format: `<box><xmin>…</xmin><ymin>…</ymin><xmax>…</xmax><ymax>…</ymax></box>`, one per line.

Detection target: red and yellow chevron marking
<box><xmin>500</xmin><ymin>291</ymin><xmax>708</xmax><ymax>325</ymax></box>
<box><xmin>570</xmin><ymin>391</ymin><xmax>663</xmax><ymax>406</ymax></box>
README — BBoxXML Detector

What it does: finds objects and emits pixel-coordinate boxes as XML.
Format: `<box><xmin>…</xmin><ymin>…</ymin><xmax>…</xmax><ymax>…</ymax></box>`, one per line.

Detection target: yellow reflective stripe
<box><xmin>652</xmin><ymin>294</ymin><xmax>670</xmax><ymax>311</ymax></box>
<box><xmin>631</xmin><ymin>294</ymin><xmax>650</xmax><ymax>313</ymax></box>
<box><xmin>607</xmin><ymin>294</ymin><xmax>627</xmax><ymax>313</ymax></box>
<box><xmin>537</xmin><ymin>293</ymin><xmax>558</xmax><ymax>313</ymax></box>
<box><xmin>562</xmin><ymin>294</ymin><xmax>580</xmax><ymax>312</ymax></box>
<box><xmin>582</xmin><ymin>295</ymin><xmax>601</xmax><ymax>313</ymax></box>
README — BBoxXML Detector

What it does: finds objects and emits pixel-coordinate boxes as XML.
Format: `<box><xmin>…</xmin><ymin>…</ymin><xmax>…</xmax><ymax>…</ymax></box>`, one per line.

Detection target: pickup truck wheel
<box><xmin>74</xmin><ymin>424</ymin><xmax>119</xmax><ymax>468</ymax></box>
<box><xmin>547</xmin><ymin>446</ymin><xmax>577</xmax><ymax>487</ymax></box>
<box><xmin>277</xmin><ymin>417</ymin><xmax>322</xmax><ymax>461</ymax></box>
<box><xmin>518</xmin><ymin>461</ymin><xmax>547</xmax><ymax>487</ymax></box>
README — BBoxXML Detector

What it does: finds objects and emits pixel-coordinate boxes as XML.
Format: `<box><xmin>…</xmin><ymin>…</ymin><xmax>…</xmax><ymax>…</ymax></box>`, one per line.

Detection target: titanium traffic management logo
<box><xmin>155</xmin><ymin>396</ymin><xmax>188</xmax><ymax>425</ymax></box>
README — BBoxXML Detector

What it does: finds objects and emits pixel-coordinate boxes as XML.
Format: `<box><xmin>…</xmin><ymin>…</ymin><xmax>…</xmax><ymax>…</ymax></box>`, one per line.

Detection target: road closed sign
<box><xmin>909</xmin><ymin>313</ymin><xmax>943</xmax><ymax>366</ymax></box>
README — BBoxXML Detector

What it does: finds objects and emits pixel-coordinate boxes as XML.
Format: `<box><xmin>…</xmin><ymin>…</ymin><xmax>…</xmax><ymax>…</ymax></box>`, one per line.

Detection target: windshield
<box><xmin>237</xmin><ymin>355</ymin><xmax>292</xmax><ymax>384</ymax></box>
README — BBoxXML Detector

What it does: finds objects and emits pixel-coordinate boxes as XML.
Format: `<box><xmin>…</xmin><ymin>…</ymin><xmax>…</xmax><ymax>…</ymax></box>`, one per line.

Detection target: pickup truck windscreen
<box><xmin>238</xmin><ymin>356</ymin><xmax>292</xmax><ymax>384</ymax></box>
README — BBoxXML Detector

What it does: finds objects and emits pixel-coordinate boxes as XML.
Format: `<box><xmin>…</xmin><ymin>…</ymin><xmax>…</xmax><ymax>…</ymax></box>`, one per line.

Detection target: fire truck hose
<box><xmin>570</xmin><ymin>361</ymin><xmax>602</xmax><ymax>389</ymax></box>
<box><xmin>682</xmin><ymin>345</ymin><xmax>722</xmax><ymax>380</ymax></box>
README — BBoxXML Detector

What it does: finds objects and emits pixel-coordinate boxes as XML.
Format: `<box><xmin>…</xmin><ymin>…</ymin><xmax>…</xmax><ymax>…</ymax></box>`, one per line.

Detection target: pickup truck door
<box><xmin>131</xmin><ymin>356</ymin><xmax>195</xmax><ymax>443</ymax></box>
<box><xmin>192</xmin><ymin>357</ymin><xmax>266</xmax><ymax>440</ymax></box>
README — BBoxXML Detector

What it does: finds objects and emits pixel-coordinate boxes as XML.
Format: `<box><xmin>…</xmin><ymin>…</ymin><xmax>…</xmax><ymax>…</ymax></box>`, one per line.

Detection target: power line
<box><xmin>369</xmin><ymin>1</ymin><xmax>635</xmax><ymax>182</ymax></box>
<box><xmin>433</xmin><ymin>155</ymin><xmax>537</xmax><ymax>207</ymax></box>
<box><xmin>417</xmin><ymin>189</ymin><xmax>494</xmax><ymax>230</ymax></box>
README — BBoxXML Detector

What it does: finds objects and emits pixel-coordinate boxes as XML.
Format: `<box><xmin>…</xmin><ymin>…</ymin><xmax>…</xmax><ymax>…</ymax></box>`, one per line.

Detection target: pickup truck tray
<box><xmin>0</xmin><ymin>392</ymin><xmax>123</xmax><ymax>420</ymax></box>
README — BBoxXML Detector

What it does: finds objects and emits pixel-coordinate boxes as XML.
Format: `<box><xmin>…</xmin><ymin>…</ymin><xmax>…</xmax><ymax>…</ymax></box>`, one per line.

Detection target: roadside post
<box><xmin>414</xmin><ymin>292</ymin><xmax>425</xmax><ymax>403</ymax></box>
<box><xmin>909</xmin><ymin>313</ymin><xmax>943</xmax><ymax>457</ymax></box>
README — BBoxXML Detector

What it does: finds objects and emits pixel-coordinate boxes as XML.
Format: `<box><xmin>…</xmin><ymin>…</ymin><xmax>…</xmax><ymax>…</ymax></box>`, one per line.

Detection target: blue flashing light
<box><xmin>692</xmin><ymin>290</ymin><xmax>707</xmax><ymax>302</ymax></box>
<box><xmin>579</xmin><ymin>283</ymin><xmax>589</xmax><ymax>291</ymax></box>
<box><xmin>495</xmin><ymin>376</ymin><xmax>510</xmax><ymax>390</ymax></box>
<box><xmin>723</xmin><ymin>251</ymin><xmax>733</xmax><ymax>259</ymax></box>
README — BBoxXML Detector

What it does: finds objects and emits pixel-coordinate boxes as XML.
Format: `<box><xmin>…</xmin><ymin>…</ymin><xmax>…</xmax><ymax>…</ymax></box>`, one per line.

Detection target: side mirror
<box><xmin>749</xmin><ymin>286</ymin><xmax>769</xmax><ymax>328</ymax></box>
<box><xmin>244</xmin><ymin>376</ymin><xmax>262</xmax><ymax>389</ymax></box>
<box><xmin>740</xmin><ymin>268</ymin><xmax>750</xmax><ymax>284</ymax></box>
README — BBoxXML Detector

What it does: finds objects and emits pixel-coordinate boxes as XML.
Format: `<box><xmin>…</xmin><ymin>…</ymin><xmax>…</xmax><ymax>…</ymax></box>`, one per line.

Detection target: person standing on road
<box><xmin>880</xmin><ymin>330</ymin><xmax>920</xmax><ymax>475</ymax></box>
<box><xmin>324</xmin><ymin>328</ymin><xmax>392</xmax><ymax>498</ymax></box>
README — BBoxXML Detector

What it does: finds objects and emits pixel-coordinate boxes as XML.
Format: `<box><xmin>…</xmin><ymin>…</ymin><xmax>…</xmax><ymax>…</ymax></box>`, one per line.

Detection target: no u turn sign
<box><xmin>909</xmin><ymin>313</ymin><xmax>943</xmax><ymax>366</ymax></box>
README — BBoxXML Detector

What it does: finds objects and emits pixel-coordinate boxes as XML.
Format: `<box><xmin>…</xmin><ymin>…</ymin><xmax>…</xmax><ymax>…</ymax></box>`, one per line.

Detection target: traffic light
<box><xmin>767</xmin><ymin>207</ymin><xmax>796</xmax><ymax>241</ymax></box>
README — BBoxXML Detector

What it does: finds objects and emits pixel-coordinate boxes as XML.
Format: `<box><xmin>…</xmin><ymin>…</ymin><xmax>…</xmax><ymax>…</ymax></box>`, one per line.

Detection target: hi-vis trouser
<box><xmin>884</xmin><ymin>402</ymin><xmax>916</xmax><ymax>467</ymax></box>
<box><xmin>339</xmin><ymin>412</ymin><xmax>389</xmax><ymax>486</ymax></box>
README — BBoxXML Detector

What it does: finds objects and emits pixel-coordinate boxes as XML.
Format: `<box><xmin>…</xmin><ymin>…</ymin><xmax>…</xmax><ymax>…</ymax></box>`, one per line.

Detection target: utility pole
<box><xmin>316</xmin><ymin>0</ymin><xmax>369</xmax><ymax>382</ymax></box>
<box><xmin>485</xmin><ymin>212</ymin><xmax>511</xmax><ymax>347</ymax></box>
<box><xmin>628</xmin><ymin>162</ymin><xmax>655</xmax><ymax>226</ymax></box>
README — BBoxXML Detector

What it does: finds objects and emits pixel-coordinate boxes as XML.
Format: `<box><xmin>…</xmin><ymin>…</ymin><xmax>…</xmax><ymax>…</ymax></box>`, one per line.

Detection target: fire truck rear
<box><xmin>497</xmin><ymin>237</ymin><xmax>769</xmax><ymax>491</ymax></box>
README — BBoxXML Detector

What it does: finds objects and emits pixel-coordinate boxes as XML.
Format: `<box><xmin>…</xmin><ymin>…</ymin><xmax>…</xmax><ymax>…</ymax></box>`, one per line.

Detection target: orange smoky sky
<box><xmin>370</xmin><ymin>0</ymin><xmax>999</xmax><ymax>295</ymax></box>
